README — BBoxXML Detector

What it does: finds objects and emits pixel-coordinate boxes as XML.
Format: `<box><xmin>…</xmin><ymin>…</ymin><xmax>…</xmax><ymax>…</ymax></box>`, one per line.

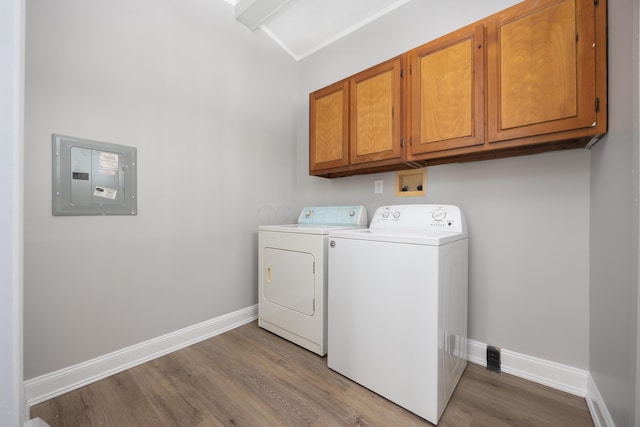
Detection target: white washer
<box><xmin>327</xmin><ymin>204</ymin><xmax>468</xmax><ymax>425</ymax></box>
<box><xmin>258</xmin><ymin>205</ymin><xmax>367</xmax><ymax>356</ymax></box>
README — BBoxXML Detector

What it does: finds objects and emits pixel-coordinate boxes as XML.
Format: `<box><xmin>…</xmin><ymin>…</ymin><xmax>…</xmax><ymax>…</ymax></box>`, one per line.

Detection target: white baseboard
<box><xmin>24</xmin><ymin>305</ymin><xmax>258</xmax><ymax>407</ymax></box>
<box><xmin>467</xmin><ymin>339</ymin><xmax>588</xmax><ymax>397</ymax></box>
<box><xmin>25</xmin><ymin>417</ymin><xmax>50</xmax><ymax>427</ymax></box>
<box><xmin>467</xmin><ymin>340</ymin><xmax>616</xmax><ymax>427</ymax></box>
<box><xmin>586</xmin><ymin>373</ymin><xmax>616</xmax><ymax>427</ymax></box>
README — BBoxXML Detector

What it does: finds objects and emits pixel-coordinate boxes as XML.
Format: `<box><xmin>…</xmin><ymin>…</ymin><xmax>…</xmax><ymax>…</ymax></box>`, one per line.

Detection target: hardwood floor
<box><xmin>31</xmin><ymin>321</ymin><xmax>593</xmax><ymax>426</ymax></box>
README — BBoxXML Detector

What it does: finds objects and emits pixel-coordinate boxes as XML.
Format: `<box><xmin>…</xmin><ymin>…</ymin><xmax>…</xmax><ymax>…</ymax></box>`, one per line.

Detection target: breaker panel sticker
<box><xmin>99</xmin><ymin>152</ymin><xmax>119</xmax><ymax>175</ymax></box>
<box><xmin>94</xmin><ymin>186</ymin><xmax>117</xmax><ymax>200</ymax></box>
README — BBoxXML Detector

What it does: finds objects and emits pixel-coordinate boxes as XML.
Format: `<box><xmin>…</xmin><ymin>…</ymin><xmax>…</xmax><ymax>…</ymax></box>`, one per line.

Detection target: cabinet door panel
<box><xmin>355</xmin><ymin>71</ymin><xmax>393</xmax><ymax>156</ymax></box>
<box><xmin>309</xmin><ymin>80</ymin><xmax>349</xmax><ymax>172</ymax></box>
<box><xmin>422</xmin><ymin>40</ymin><xmax>473</xmax><ymax>141</ymax></box>
<box><xmin>487</xmin><ymin>0</ymin><xmax>596</xmax><ymax>142</ymax></box>
<box><xmin>350</xmin><ymin>58</ymin><xmax>403</xmax><ymax>165</ymax></box>
<box><xmin>409</xmin><ymin>24</ymin><xmax>484</xmax><ymax>155</ymax></box>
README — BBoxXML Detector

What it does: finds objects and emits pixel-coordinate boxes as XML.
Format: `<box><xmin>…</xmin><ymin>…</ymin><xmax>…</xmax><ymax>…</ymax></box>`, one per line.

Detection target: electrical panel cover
<box><xmin>52</xmin><ymin>134</ymin><xmax>137</xmax><ymax>216</ymax></box>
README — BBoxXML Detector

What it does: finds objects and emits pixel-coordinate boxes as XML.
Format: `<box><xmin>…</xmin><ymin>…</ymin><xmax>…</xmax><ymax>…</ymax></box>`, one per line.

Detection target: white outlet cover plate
<box><xmin>374</xmin><ymin>180</ymin><xmax>383</xmax><ymax>194</ymax></box>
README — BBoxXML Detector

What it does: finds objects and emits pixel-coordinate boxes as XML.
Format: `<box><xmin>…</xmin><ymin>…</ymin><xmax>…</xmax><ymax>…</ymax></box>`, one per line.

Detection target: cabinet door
<box><xmin>350</xmin><ymin>57</ymin><xmax>404</xmax><ymax>165</ymax></box>
<box><xmin>408</xmin><ymin>24</ymin><xmax>484</xmax><ymax>155</ymax></box>
<box><xmin>486</xmin><ymin>0</ymin><xmax>596</xmax><ymax>142</ymax></box>
<box><xmin>309</xmin><ymin>80</ymin><xmax>350</xmax><ymax>172</ymax></box>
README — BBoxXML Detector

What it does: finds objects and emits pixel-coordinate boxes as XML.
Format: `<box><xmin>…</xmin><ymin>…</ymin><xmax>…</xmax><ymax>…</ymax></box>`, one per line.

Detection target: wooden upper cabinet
<box><xmin>309</xmin><ymin>80</ymin><xmax>349</xmax><ymax>172</ymax></box>
<box><xmin>308</xmin><ymin>0</ymin><xmax>606</xmax><ymax>177</ymax></box>
<box><xmin>350</xmin><ymin>57</ymin><xmax>404</xmax><ymax>165</ymax></box>
<box><xmin>486</xmin><ymin>0</ymin><xmax>597</xmax><ymax>142</ymax></box>
<box><xmin>408</xmin><ymin>24</ymin><xmax>484</xmax><ymax>156</ymax></box>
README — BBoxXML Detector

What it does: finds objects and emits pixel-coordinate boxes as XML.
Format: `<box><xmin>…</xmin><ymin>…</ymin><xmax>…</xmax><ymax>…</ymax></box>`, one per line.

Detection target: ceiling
<box><xmin>224</xmin><ymin>0</ymin><xmax>411</xmax><ymax>61</ymax></box>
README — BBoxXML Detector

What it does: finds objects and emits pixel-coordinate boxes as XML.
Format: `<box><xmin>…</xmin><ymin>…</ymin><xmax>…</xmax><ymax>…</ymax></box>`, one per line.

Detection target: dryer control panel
<box><xmin>297</xmin><ymin>205</ymin><xmax>367</xmax><ymax>226</ymax></box>
<box><xmin>370</xmin><ymin>204</ymin><xmax>466</xmax><ymax>233</ymax></box>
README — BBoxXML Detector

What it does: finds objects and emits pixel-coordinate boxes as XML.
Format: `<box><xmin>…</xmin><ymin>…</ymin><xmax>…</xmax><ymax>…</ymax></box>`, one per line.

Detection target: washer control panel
<box><xmin>297</xmin><ymin>205</ymin><xmax>368</xmax><ymax>226</ymax></box>
<box><xmin>370</xmin><ymin>204</ymin><xmax>465</xmax><ymax>233</ymax></box>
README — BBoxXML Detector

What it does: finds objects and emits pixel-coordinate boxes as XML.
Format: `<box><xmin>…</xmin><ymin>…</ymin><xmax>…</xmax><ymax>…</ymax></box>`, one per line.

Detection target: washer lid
<box><xmin>329</xmin><ymin>228</ymin><xmax>467</xmax><ymax>245</ymax></box>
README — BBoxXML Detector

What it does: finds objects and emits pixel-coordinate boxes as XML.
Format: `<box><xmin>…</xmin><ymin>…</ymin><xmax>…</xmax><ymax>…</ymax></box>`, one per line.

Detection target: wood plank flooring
<box><xmin>31</xmin><ymin>321</ymin><xmax>593</xmax><ymax>426</ymax></box>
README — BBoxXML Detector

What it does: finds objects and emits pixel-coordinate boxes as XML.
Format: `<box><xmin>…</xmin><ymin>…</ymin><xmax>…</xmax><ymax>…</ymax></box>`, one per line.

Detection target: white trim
<box><xmin>586</xmin><ymin>374</ymin><xmax>616</xmax><ymax>427</ymax></box>
<box><xmin>1</xmin><ymin>0</ymin><xmax>25</xmax><ymax>425</ymax></box>
<box><xmin>24</xmin><ymin>305</ymin><xmax>258</xmax><ymax>406</ymax></box>
<box><xmin>24</xmin><ymin>418</ymin><xmax>50</xmax><ymax>427</ymax></box>
<box><xmin>466</xmin><ymin>338</ymin><xmax>489</xmax><ymax>366</ymax></box>
<box><xmin>467</xmin><ymin>339</ymin><xmax>588</xmax><ymax>397</ymax></box>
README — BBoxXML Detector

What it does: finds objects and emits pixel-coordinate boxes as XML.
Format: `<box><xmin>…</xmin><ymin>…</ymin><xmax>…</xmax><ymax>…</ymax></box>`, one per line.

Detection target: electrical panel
<box><xmin>52</xmin><ymin>134</ymin><xmax>137</xmax><ymax>216</ymax></box>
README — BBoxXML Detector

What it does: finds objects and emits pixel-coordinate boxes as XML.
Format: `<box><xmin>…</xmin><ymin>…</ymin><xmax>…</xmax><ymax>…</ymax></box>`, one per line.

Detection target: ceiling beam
<box><xmin>234</xmin><ymin>0</ymin><xmax>292</xmax><ymax>30</ymax></box>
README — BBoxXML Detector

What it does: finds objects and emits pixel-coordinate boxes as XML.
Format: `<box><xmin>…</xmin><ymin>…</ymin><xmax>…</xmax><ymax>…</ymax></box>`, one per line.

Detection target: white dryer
<box><xmin>258</xmin><ymin>205</ymin><xmax>367</xmax><ymax>356</ymax></box>
<box><xmin>327</xmin><ymin>204</ymin><xmax>468</xmax><ymax>424</ymax></box>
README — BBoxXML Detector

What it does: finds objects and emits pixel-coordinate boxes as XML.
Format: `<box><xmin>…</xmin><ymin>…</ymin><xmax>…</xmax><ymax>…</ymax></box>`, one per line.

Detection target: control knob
<box><xmin>432</xmin><ymin>207</ymin><xmax>447</xmax><ymax>222</ymax></box>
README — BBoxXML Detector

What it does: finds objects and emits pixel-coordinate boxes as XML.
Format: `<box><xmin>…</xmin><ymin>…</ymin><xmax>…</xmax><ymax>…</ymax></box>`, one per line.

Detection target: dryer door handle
<box><xmin>266</xmin><ymin>267</ymin><xmax>272</xmax><ymax>283</ymax></box>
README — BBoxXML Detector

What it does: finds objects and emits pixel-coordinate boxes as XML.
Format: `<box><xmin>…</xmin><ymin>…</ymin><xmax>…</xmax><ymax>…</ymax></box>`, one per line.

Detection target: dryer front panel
<box><xmin>263</xmin><ymin>248</ymin><xmax>315</xmax><ymax>316</ymax></box>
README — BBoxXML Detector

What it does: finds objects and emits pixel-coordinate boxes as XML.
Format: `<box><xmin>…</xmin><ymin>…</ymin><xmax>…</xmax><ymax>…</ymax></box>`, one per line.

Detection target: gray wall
<box><xmin>589</xmin><ymin>0</ymin><xmax>640</xmax><ymax>425</ymax></box>
<box><xmin>296</xmin><ymin>0</ymin><xmax>591</xmax><ymax>369</ymax></box>
<box><xmin>1</xmin><ymin>0</ymin><xmax>24</xmax><ymax>424</ymax></box>
<box><xmin>24</xmin><ymin>0</ymin><xmax>298</xmax><ymax>379</ymax></box>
